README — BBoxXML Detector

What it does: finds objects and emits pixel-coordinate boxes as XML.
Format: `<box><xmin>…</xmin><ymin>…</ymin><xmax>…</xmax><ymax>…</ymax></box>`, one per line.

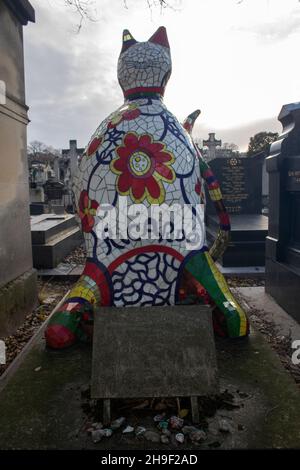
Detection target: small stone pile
<box><xmin>86</xmin><ymin>413</ymin><xmax>209</xmax><ymax>446</ymax></box>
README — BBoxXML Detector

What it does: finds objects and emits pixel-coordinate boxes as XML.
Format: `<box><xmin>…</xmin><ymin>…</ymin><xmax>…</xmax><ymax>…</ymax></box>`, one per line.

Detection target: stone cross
<box><xmin>62</xmin><ymin>139</ymin><xmax>84</xmax><ymax>185</ymax></box>
<box><xmin>203</xmin><ymin>133</ymin><xmax>222</xmax><ymax>161</ymax></box>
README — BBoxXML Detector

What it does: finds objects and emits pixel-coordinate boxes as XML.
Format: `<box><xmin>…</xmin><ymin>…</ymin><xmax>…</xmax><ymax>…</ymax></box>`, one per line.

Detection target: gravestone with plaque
<box><xmin>206</xmin><ymin>155</ymin><xmax>268</xmax><ymax>267</ymax></box>
<box><xmin>91</xmin><ymin>305</ymin><xmax>218</xmax><ymax>424</ymax></box>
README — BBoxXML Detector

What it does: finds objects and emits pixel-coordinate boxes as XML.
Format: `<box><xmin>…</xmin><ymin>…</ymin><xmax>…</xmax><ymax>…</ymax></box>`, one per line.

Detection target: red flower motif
<box><xmin>78</xmin><ymin>190</ymin><xmax>99</xmax><ymax>232</ymax></box>
<box><xmin>108</xmin><ymin>105</ymin><xmax>141</xmax><ymax>129</ymax></box>
<box><xmin>123</xmin><ymin>108</ymin><xmax>141</xmax><ymax>120</ymax></box>
<box><xmin>110</xmin><ymin>132</ymin><xmax>175</xmax><ymax>204</ymax></box>
<box><xmin>86</xmin><ymin>136</ymin><xmax>103</xmax><ymax>157</ymax></box>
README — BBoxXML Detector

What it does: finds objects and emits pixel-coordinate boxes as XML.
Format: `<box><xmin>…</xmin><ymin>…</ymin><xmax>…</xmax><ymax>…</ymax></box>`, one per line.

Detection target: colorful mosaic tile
<box><xmin>45</xmin><ymin>26</ymin><xmax>249</xmax><ymax>349</ymax></box>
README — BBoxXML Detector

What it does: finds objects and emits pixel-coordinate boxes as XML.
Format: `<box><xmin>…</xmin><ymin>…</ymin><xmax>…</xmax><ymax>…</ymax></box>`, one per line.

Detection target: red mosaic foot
<box><xmin>45</xmin><ymin>324</ymin><xmax>76</xmax><ymax>349</ymax></box>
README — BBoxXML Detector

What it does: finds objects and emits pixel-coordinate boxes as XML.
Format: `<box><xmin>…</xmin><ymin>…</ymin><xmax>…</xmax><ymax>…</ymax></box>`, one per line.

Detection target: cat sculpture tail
<box><xmin>181</xmin><ymin>110</ymin><xmax>250</xmax><ymax>338</ymax></box>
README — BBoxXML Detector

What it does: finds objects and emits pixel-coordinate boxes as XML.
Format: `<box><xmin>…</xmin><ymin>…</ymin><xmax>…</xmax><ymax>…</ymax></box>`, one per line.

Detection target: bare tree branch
<box><xmin>64</xmin><ymin>0</ymin><xmax>98</xmax><ymax>33</ymax></box>
<box><xmin>64</xmin><ymin>0</ymin><xmax>179</xmax><ymax>32</ymax></box>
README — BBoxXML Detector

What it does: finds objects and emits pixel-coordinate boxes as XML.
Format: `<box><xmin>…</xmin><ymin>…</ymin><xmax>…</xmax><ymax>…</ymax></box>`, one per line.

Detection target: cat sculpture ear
<box><xmin>148</xmin><ymin>26</ymin><xmax>170</xmax><ymax>49</ymax></box>
<box><xmin>121</xmin><ymin>29</ymin><xmax>137</xmax><ymax>53</ymax></box>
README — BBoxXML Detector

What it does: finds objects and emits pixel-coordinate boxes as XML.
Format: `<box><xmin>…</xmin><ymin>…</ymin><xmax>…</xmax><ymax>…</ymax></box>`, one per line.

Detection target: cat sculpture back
<box><xmin>72</xmin><ymin>26</ymin><xmax>205</xmax><ymax>308</ymax></box>
<box><xmin>45</xmin><ymin>27</ymin><xmax>249</xmax><ymax>349</ymax></box>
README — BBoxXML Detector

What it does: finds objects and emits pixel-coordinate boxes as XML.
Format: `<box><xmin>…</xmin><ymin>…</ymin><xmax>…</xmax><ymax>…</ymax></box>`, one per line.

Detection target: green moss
<box><xmin>0</xmin><ymin>338</ymin><xmax>92</xmax><ymax>449</ymax></box>
<box><xmin>217</xmin><ymin>331</ymin><xmax>300</xmax><ymax>448</ymax></box>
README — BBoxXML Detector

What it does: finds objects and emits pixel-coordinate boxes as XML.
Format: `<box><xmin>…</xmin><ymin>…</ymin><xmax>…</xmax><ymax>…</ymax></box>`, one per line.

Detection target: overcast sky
<box><xmin>24</xmin><ymin>0</ymin><xmax>300</xmax><ymax>151</ymax></box>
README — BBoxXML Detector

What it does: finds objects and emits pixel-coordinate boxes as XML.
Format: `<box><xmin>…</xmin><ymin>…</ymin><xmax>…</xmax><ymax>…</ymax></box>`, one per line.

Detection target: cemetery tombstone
<box><xmin>0</xmin><ymin>0</ymin><xmax>37</xmax><ymax>335</ymax></box>
<box><xmin>29</xmin><ymin>183</ymin><xmax>47</xmax><ymax>215</ymax></box>
<box><xmin>61</xmin><ymin>140</ymin><xmax>84</xmax><ymax>212</ymax></box>
<box><xmin>29</xmin><ymin>164</ymin><xmax>47</xmax><ymax>214</ymax></box>
<box><xmin>61</xmin><ymin>140</ymin><xmax>84</xmax><ymax>182</ymax></box>
<box><xmin>31</xmin><ymin>213</ymin><xmax>82</xmax><ymax>269</ymax></box>
<box><xmin>44</xmin><ymin>179</ymin><xmax>64</xmax><ymax>201</ymax></box>
<box><xmin>265</xmin><ymin>102</ymin><xmax>300</xmax><ymax>322</ymax></box>
<box><xmin>206</xmin><ymin>155</ymin><xmax>268</xmax><ymax>267</ymax></box>
<box><xmin>203</xmin><ymin>132</ymin><xmax>221</xmax><ymax>162</ymax></box>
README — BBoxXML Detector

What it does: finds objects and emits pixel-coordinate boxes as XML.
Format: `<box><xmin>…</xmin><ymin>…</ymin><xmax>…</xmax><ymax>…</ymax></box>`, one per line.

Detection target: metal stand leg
<box><xmin>190</xmin><ymin>396</ymin><xmax>200</xmax><ymax>423</ymax></box>
<box><xmin>103</xmin><ymin>399</ymin><xmax>111</xmax><ymax>425</ymax></box>
<box><xmin>176</xmin><ymin>397</ymin><xmax>181</xmax><ymax>416</ymax></box>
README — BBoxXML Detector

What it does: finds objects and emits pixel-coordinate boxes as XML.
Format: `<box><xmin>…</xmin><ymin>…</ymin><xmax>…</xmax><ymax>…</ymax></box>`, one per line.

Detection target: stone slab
<box><xmin>91</xmin><ymin>305</ymin><xmax>218</xmax><ymax>399</ymax></box>
<box><xmin>207</xmin><ymin>214</ymin><xmax>268</xmax><ymax>241</ymax></box>
<box><xmin>217</xmin><ymin>264</ymin><xmax>265</xmax><ymax>277</ymax></box>
<box><xmin>266</xmin><ymin>258</ymin><xmax>300</xmax><ymax>324</ymax></box>
<box><xmin>32</xmin><ymin>226</ymin><xmax>82</xmax><ymax>269</ymax></box>
<box><xmin>31</xmin><ymin>213</ymin><xmax>77</xmax><ymax>245</ymax></box>
<box><xmin>29</xmin><ymin>202</ymin><xmax>47</xmax><ymax>215</ymax></box>
<box><xmin>207</xmin><ymin>214</ymin><xmax>268</xmax><ymax>267</ymax></box>
<box><xmin>37</xmin><ymin>263</ymin><xmax>84</xmax><ymax>279</ymax></box>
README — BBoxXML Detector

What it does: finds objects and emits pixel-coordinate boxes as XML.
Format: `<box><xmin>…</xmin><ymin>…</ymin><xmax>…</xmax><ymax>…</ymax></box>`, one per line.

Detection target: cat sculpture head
<box><xmin>117</xmin><ymin>26</ymin><xmax>172</xmax><ymax>101</ymax></box>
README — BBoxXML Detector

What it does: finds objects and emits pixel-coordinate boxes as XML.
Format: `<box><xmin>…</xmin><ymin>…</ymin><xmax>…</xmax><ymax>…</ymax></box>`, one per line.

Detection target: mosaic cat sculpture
<box><xmin>45</xmin><ymin>27</ymin><xmax>249</xmax><ymax>349</ymax></box>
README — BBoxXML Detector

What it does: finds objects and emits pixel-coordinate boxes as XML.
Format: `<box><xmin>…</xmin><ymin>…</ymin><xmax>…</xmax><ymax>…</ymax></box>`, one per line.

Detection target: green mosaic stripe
<box><xmin>48</xmin><ymin>310</ymin><xmax>81</xmax><ymax>335</ymax></box>
<box><xmin>185</xmin><ymin>253</ymin><xmax>241</xmax><ymax>337</ymax></box>
<box><xmin>199</xmin><ymin>156</ymin><xmax>210</xmax><ymax>174</ymax></box>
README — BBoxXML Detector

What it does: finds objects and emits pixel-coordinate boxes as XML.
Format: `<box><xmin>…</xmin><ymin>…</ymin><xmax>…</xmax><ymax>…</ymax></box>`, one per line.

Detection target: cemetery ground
<box><xmin>0</xmin><ymin>248</ymin><xmax>300</xmax><ymax>449</ymax></box>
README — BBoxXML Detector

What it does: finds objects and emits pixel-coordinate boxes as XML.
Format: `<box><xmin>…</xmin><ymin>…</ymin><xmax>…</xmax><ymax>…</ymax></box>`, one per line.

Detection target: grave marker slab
<box><xmin>206</xmin><ymin>155</ymin><xmax>268</xmax><ymax>267</ymax></box>
<box><xmin>206</xmin><ymin>156</ymin><xmax>263</xmax><ymax>215</ymax></box>
<box><xmin>30</xmin><ymin>214</ymin><xmax>82</xmax><ymax>268</ymax></box>
<box><xmin>91</xmin><ymin>305</ymin><xmax>218</xmax><ymax>422</ymax></box>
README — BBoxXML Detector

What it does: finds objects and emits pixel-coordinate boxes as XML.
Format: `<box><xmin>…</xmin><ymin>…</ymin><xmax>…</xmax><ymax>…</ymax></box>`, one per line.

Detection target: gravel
<box><xmin>62</xmin><ymin>245</ymin><xmax>86</xmax><ymax>265</ymax></box>
<box><xmin>226</xmin><ymin>277</ymin><xmax>265</xmax><ymax>287</ymax></box>
<box><xmin>0</xmin><ymin>278</ymin><xmax>73</xmax><ymax>377</ymax></box>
